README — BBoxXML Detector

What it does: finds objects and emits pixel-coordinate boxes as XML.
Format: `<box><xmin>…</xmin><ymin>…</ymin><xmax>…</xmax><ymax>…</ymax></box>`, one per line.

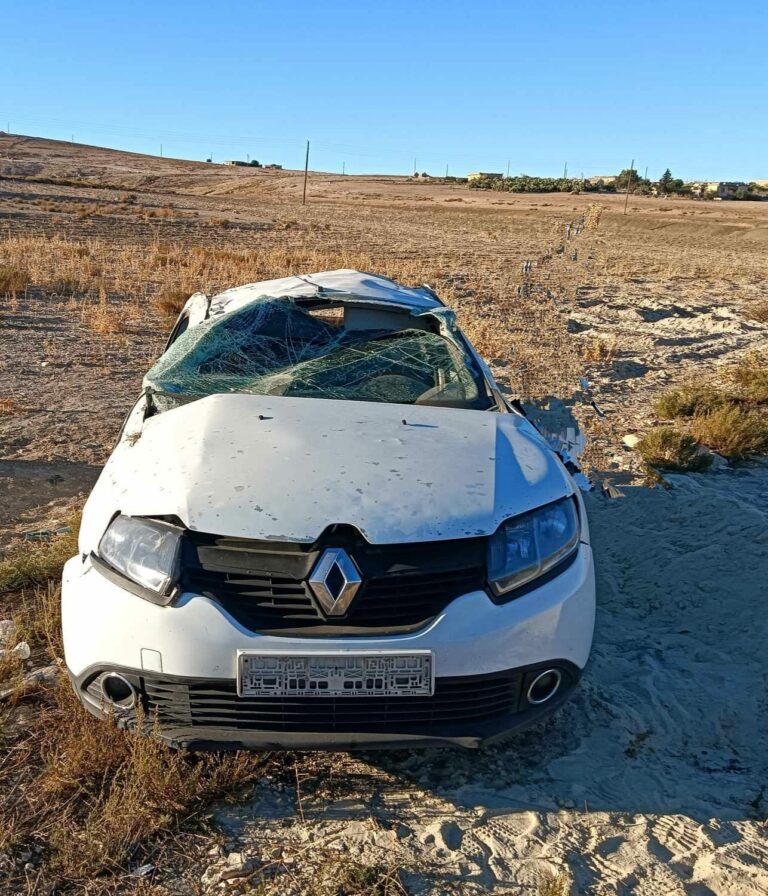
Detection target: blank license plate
<box><xmin>237</xmin><ymin>651</ymin><xmax>433</xmax><ymax>697</ymax></box>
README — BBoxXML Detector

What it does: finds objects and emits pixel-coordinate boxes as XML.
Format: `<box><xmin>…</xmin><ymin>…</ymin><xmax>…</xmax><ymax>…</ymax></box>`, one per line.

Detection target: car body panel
<box><xmin>78</xmin><ymin>393</ymin><xmax>575</xmax><ymax>553</ymax></box>
<box><xmin>62</xmin><ymin>542</ymin><xmax>594</xmax><ymax>680</ymax></box>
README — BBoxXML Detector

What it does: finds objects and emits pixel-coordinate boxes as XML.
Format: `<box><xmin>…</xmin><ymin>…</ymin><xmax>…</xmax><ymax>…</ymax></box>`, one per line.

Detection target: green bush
<box><xmin>636</xmin><ymin>427</ymin><xmax>712</xmax><ymax>472</ymax></box>
<box><xmin>691</xmin><ymin>406</ymin><xmax>768</xmax><ymax>459</ymax></box>
<box><xmin>732</xmin><ymin>352</ymin><xmax>768</xmax><ymax>403</ymax></box>
<box><xmin>654</xmin><ymin>385</ymin><xmax>728</xmax><ymax>419</ymax></box>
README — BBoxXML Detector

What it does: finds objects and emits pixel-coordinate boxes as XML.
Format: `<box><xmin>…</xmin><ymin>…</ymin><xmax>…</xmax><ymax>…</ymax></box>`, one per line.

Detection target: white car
<box><xmin>62</xmin><ymin>270</ymin><xmax>595</xmax><ymax>750</ymax></box>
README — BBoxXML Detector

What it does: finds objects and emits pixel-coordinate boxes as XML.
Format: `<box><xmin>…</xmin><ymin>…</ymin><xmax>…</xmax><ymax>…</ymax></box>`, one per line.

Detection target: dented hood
<box><xmin>83</xmin><ymin>394</ymin><xmax>574</xmax><ymax>548</ymax></box>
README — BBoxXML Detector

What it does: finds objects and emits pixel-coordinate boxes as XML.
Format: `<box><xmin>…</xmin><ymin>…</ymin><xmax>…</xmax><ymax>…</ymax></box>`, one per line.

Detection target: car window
<box><xmin>145</xmin><ymin>297</ymin><xmax>493</xmax><ymax>410</ymax></box>
<box><xmin>164</xmin><ymin>311</ymin><xmax>190</xmax><ymax>350</ymax></box>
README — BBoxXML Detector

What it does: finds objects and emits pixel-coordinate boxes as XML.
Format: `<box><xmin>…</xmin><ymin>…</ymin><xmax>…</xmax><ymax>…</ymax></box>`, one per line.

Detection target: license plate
<box><xmin>237</xmin><ymin>650</ymin><xmax>433</xmax><ymax>697</ymax></box>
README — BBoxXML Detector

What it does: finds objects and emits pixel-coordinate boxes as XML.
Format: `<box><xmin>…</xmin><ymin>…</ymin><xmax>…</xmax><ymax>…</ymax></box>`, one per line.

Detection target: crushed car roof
<box><xmin>208</xmin><ymin>269</ymin><xmax>443</xmax><ymax>317</ymax></box>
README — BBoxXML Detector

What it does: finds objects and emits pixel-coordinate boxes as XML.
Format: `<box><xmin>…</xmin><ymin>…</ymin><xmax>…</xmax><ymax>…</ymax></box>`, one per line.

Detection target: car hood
<box><xmin>82</xmin><ymin>394</ymin><xmax>574</xmax><ymax>548</ymax></box>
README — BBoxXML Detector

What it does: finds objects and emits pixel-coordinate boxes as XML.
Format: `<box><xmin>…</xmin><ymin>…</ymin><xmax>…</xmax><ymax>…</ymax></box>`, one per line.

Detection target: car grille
<box><xmin>181</xmin><ymin>528</ymin><xmax>487</xmax><ymax>634</ymax></box>
<box><xmin>141</xmin><ymin>669</ymin><xmax>523</xmax><ymax>734</ymax></box>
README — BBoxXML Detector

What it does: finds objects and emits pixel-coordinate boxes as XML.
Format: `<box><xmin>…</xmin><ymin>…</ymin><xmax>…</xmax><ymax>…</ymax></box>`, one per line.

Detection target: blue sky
<box><xmin>3</xmin><ymin>1</ymin><xmax>766</xmax><ymax>180</ymax></box>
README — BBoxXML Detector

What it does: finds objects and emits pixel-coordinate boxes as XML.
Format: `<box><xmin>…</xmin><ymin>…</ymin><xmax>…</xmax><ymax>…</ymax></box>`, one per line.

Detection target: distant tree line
<box><xmin>468</xmin><ymin>168</ymin><xmax>768</xmax><ymax>199</ymax></box>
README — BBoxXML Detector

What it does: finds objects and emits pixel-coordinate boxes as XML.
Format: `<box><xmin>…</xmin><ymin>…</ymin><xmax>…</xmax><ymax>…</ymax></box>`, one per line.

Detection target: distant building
<box><xmin>689</xmin><ymin>181</ymin><xmax>749</xmax><ymax>199</ymax></box>
<box><xmin>467</xmin><ymin>172</ymin><xmax>503</xmax><ymax>181</ymax></box>
<box><xmin>223</xmin><ymin>160</ymin><xmax>248</xmax><ymax>167</ymax></box>
<box><xmin>715</xmin><ymin>182</ymin><xmax>748</xmax><ymax>199</ymax></box>
<box><xmin>587</xmin><ymin>175</ymin><xmax>617</xmax><ymax>185</ymax></box>
<box><xmin>264</xmin><ymin>163</ymin><xmax>283</xmax><ymax>170</ymax></box>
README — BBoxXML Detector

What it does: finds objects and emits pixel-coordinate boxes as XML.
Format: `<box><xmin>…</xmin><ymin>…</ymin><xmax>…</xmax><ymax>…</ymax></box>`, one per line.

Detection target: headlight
<box><xmin>96</xmin><ymin>515</ymin><xmax>182</xmax><ymax>604</ymax></box>
<box><xmin>488</xmin><ymin>497</ymin><xmax>580</xmax><ymax>600</ymax></box>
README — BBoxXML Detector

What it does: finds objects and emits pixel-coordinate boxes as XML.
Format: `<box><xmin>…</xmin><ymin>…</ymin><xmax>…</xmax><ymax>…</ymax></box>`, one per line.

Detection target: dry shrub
<box><xmin>690</xmin><ymin>405</ymin><xmax>768</xmax><ymax>459</ymax></box>
<box><xmin>0</xmin><ymin>263</ymin><xmax>30</xmax><ymax>297</ymax></box>
<box><xmin>636</xmin><ymin>427</ymin><xmax>712</xmax><ymax>472</ymax></box>
<box><xmin>0</xmin><ymin>397</ymin><xmax>21</xmax><ymax>416</ymax></box>
<box><xmin>652</xmin><ymin>370</ymin><xmax>768</xmax><ymax>462</ymax></box>
<box><xmin>744</xmin><ymin>299</ymin><xmax>768</xmax><ymax>323</ymax></box>
<box><xmin>731</xmin><ymin>352</ymin><xmax>768</xmax><ymax>403</ymax></box>
<box><xmin>46</xmin><ymin>275</ymin><xmax>81</xmax><ymax>297</ymax></box>
<box><xmin>584</xmin><ymin>203</ymin><xmax>603</xmax><ymax>230</ymax></box>
<box><xmin>581</xmin><ymin>335</ymin><xmax>616</xmax><ymax>364</ymax></box>
<box><xmin>87</xmin><ymin>288</ymin><xmax>126</xmax><ymax>335</ymax></box>
<box><xmin>156</xmin><ymin>285</ymin><xmax>192</xmax><ymax>319</ymax></box>
<box><xmin>537</xmin><ymin>869</ymin><xmax>571</xmax><ymax>896</ymax></box>
<box><xmin>305</xmin><ymin>858</ymin><xmax>407</xmax><ymax>896</ymax></box>
<box><xmin>654</xmin><ymin>384</ymin><xmax>728</xmax><ymax>419</ymax></box>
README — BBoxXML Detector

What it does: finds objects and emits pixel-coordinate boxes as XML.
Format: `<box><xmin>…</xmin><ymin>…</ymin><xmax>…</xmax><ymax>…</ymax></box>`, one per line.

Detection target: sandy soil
<box><xmin>179</xmin><ymin>467</ymin><xmax>767</xmax><ymax>896</ymax></box>
<box><xmin>1</xmin><ymin>135</ymin><xmax>767</xmax><ymax>894</ymax></box>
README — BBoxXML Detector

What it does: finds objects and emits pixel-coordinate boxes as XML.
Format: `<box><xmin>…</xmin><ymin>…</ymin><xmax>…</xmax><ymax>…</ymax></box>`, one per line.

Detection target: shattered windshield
<box><xmin>144</xmin><ymin>296</ymin><xmax>493</xmax><ymax>410</ymax></box>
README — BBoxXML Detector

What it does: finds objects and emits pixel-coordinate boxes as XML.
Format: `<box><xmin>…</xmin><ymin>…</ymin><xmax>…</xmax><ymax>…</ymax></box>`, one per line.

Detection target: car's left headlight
<box><xmin>95</xmin><ymin>514</ymin><xmax>182</xmax><ymax>605</ymax></box>
<box><xmin>488</xmin><ymin>496</ymin><xmax>580</xmax><ymax>600</ymax></box>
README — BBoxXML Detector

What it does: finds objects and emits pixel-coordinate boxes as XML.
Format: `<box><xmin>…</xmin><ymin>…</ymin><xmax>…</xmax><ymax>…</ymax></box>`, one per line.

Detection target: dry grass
<box><xmin>537</xmin><ymin>869</ymin><xmax>571</xmax><ymax>896</ymax></box>
<box><xmin>650</xmin><ymin>357</ymin><xmax>768</xmax><ymax>462</ymax></box>
<box><xmin>0</xmin><ymin>230</ymin><xmax>586</xmax><ymax>404</ymax></box>
<box><xmin>581</xmin><ymin>335</ymin><xmax>617</xmax><ymax>364</ymax></box>
<box><xmin>744</xmin><ymin>299</ymin><xmax>768</xmax><ymax>323</ymax></box>
<box><xmin>0</xmin><ymin>530</ymin><xmax>274</xmax><ymax>890</ymax></box>
<box><xmin>85</xmin><ymin>284</ymin><xmax>127</xmax><ymax>335</ymax></box>
<box><xmin>156</xmin><ymin>285</ymin><xmax>192</xmax><ymax>319</ymax></box>
<box><xmin>0</xmin><ymin>263</ymin><xmax>30</xmax><ymax>297</ymax></box>
<box><xmin>690</xmin><ymin>405</ymin><xmax>768</xmax><ymax>459</ymax></box>
<box><xmin>732</xmin><ymin>352</ymin><xmax>768</xmax><ymax>403</ymax></box>
<box><xmin>654</xmin><ymin>384</ymin><xmax>728</xmax><ymax>419</ymax></box>
<box><xmin>0</xmin><ymin>517</ymin><xmax>80</xmax><ymax>593</ymax></box>
<box><xmin>304</xmin><ymin>859</ymin><xmax>408</xmax><ymax>896</ymax></box>
<box><xmin>636</xmin><ymin>427</ymin><xmax>712</xmax><ymax>472</ymax></box>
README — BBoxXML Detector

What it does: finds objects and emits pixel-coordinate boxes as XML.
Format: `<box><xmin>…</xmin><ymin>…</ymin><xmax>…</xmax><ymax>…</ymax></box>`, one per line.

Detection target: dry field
<box><xmin>1</xmin><ymin>135</ymin><xmax>767</xmax><ymax>895</ymax></box>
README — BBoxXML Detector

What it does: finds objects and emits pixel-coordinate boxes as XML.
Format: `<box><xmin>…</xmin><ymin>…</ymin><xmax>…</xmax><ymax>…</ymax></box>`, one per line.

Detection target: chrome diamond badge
<box><xmin>308</xmin><ymin>548</ymin><xmax>362</xmax><ymax>616</ymax></box>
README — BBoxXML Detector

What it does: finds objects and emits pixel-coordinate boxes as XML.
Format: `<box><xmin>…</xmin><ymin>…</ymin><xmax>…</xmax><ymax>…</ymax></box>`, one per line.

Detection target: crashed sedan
<box><xmin>62</xmin><ymin>270</ymin><xmax>595</xmax><ymax>750</ymax></box>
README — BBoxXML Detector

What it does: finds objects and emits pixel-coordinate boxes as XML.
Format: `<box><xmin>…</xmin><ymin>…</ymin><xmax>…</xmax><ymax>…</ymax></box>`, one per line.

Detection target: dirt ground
<box><xmin>1</xmin><ymin>135</ymin><xmax>767</xmax><ymax>895</ymax></box>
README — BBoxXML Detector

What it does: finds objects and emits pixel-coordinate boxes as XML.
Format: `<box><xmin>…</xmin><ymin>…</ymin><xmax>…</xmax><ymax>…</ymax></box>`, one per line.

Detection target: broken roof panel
<box><xmin>208</xmin><ymin>269</ymin><xmax>443</xmax><ymax>318</ymax></box>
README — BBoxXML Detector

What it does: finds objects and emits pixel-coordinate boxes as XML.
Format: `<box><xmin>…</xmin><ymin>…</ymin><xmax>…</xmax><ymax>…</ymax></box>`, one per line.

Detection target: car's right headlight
<box><xmin>487</xmin><ymin>496</ymin><xmax>580</xmax><ymax>601</ymax></box>
<box><xmin>94</xmin><ymin>514</ymin><xmax>182</xmax><ymax>605</ymax></box>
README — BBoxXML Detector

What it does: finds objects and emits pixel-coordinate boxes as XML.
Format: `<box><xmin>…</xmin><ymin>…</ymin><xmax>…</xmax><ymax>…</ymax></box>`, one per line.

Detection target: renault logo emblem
<box><xmin>308</xmin><ymin>548</ymin><xmax>362</xmax><ymax>616</ymax></box>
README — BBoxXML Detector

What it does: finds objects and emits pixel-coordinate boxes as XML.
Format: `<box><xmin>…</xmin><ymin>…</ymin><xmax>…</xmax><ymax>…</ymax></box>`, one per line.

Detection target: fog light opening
<box><xmin>527</xmin><ymin>669</ymin><xmax>562</xmax><ymax>705</ymax></box>
<box><xmin>101</xmin><ymin>672</ymin><xmax>136</xmax><ymax>709</ymax></box>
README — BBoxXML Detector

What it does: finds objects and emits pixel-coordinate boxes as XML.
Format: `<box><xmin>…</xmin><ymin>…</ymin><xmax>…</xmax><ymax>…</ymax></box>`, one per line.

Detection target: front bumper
<box><xmin>69</xmin><ymin>661</ymin><xmax>581</xmax><ymax>750</ymax></box>
<box><xmin>62</xmin><ymin>543</ymin><xmax>594</xmax><ymax>749</ymax></box>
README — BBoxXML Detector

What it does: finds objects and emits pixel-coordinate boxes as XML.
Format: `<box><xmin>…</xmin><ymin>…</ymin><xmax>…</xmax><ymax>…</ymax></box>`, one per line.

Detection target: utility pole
<box><xmin>506</xmin><ymin>160</ymin><xmax>510</xmax><ymax>177</ymax></box>
<box><xmin>644</xmin><ymin>165</ymin><xmax>648</xmax><ymax>181</ymax></box>
<box><xmin>71</xmin><ymin>134</ymin><xmax>74</xmax><ymax>143</ymax></box>
<box><xmin>413</xmin><ymin>156</ymin><xmax>417</xmax><ymax>175</ymax></box>
<box><xmin>302</xmin><ymin>140</ymin><xmax>310</xmax><ymax>205</ymax></box>
<box><xmin>342</xmin><ymin>161</ymin><xmax>345</xmax><ymax>175</ymax></box>
<box><xmin>247</xmin><ymin>153</ymin><xmax>250</xmax><ymax>163</ymax></box>
<box><xmin>564</xmin><ymin>162</ymin><xmax>568</xmax><ymax>179</ymax></box>
<box><xmin>623</xmin><ymin>157</ymin><xmax>634</xmax><ymax>215</ymax></box>
<box><xmin>445</xmin><ymin>163</ymin><xmax>449</xmax><ymax>178</ymax></box>
<box><xmin>160</xmin><ymin>144</ymin><xmax>163</xmax><ymax>157</ymax></box>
